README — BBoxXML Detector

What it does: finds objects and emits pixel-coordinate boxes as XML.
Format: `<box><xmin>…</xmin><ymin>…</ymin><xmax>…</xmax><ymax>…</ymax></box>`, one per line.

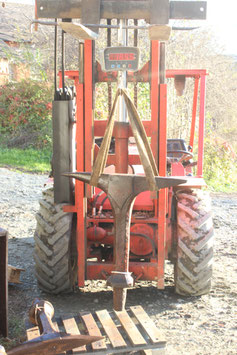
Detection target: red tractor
<box><xmin>34</xmin><ymin>0</ymin><xmax>213</xmax><ymax>308</ymax></box>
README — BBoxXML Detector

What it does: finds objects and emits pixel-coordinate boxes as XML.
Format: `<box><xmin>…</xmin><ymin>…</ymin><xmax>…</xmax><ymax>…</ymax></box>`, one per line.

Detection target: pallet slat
<box><xmin>130</xmin><ymin>306</ymin><xmax>165</xmax><ymax>344</ymax></box>
<box><xmin>115</xmin><ymin>310</ymin><xmax>147</xmax><ymax>346</ymax></box>
<box><xmin>96</xmin><ymin>310</ymin><xmax>127</xmax><ymax>348</ymax></box>
<box><xmin>81</xmin><ymin>313</ymin><xmax>107</xmax><ymax>351</ymax></box>
<box><xmin>62</xmin><ymin>316</ymin><xmax>86</xmax><ymax>353</ymax></box>
<box><xmin>53</xmin><ymin>322</ymin><xmax>66</xmax><ymax>355</ymax></box>
<box><xmin>26</xmin><ymin>306</ymin><xmax>166</xmax><ymax>354</ymax></box>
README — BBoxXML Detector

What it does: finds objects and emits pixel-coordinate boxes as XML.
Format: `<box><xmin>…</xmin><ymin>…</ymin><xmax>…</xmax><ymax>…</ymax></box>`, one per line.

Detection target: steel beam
<box><xmin>37</xmin><ymin>1</ymin><xmax>207</xmax><ymax>21</ymax></box>
<box><xmin>64</xmin><ymin>172</ymin><xmax>186</xmax><ymax>310</ymax></box>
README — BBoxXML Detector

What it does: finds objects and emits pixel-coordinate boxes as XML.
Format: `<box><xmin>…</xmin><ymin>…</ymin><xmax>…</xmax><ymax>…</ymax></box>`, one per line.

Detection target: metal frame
<box><xmin>60</xmin><ymin>39</ymin><xmax>207</xmax><ymax>288</ymax></box>
<box><xmin>36</xmin><ymin>0</ymin><xmax>207</xmax><ymax>21</ymax></box>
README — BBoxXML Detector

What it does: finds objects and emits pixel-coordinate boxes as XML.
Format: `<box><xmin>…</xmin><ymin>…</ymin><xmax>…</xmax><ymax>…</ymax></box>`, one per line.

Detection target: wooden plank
<box><xmin>8</xmin><ymin>265</ymin><xmax>25</xmax><ymax>284</ymax></box>
<box><xmin>81</xmin><ymin>313</ymin><xmax>107</xmax><ymax>351</ymax></box>
<box><xmin>149</xmin><ymin>25</ymin><xmax>171</xmax><ymax>41</ymax></box>
<box><xmin>62</xmin><ymin>316</ymin><xmax>86</xmax><ymax>353</ymax></box>
<box><xmin>96</xmin><ymin>310</ymin><xmax>127</xmax><ymax>349</ymax></box>
<box><xmin>26</xmin><ymin>326</ymin><xmax>40</xmax><ymax>341</ymax></box>
<box><xmin>115</xmin><ymin>310</ymin><xmax>147</xmax><ymax>346</ymax></box>
<box><xmin>130</xmin><ymin>306</ymin><xmax>165</xmax><ymax>344</ymax></box>
<box><xmin>53</xmin><ymin>322</ymin><xmax>66</xmax><ymax>354</ymax></box>
<box><xmin>0</xmin><ymin>229</ymin><xmax>8</xmax><ymax>338</ymax></box>
<box><xmin>58</xmin><ymin>22</ymin><xmax>98</xmax><ymax>40</ymax></box>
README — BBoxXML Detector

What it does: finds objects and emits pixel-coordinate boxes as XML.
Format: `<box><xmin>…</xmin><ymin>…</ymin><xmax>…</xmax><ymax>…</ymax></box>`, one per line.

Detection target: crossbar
<box><xmin>37</xmin><ymin>1</ymin><xmax>207</xmax><ymax>21</ymax></box>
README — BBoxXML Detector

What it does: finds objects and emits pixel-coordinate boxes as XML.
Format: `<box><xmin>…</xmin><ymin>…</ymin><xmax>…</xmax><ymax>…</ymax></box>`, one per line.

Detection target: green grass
<box><xmin>204</xmin><ymin>161</ymin><xmax>237</xmax><ymax>193</ymax></box>
<box><xmin>0</xmin><ymin>147</ymin><xmax>51</xmax><ymax>173</ymax></box>
<box><xmin>0</xmin><ymin>316</ymin><xmax>25</xmax><ymax>351</ymax></box>
<box><xmin>0</xmin><ymin>146</ymin><xmax>236</xmax><ymax>191</ymax></box>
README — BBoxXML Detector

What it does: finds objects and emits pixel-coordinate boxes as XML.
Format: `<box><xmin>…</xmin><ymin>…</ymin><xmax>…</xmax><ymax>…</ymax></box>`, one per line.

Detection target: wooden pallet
<box><xmin>26</xmin><ymin>305</ymin><xmax>166</xmax><ymax>354</ymax></box>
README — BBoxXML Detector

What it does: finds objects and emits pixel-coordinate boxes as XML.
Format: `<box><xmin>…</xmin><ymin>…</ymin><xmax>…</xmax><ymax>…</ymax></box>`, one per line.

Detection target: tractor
<box><xmin>34</xmin><ymin>0</ymin><xmax>214</xmax><ymax>310</ymax></box>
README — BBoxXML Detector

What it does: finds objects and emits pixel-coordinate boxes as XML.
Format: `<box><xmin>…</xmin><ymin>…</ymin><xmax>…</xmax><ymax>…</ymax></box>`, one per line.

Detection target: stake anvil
<box><xmin>64</xmin><ymin>172</ymin><xmax>186</xmax><ymax>310</ymax></box>
<box><xmin>7</xmin><ymin>299</ymin><xmax>103</xmax><ymax>355</ymax></box>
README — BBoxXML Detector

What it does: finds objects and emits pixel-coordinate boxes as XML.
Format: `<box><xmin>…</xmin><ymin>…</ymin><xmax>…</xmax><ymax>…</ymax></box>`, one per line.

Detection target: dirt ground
<box><xmin>0</xmin><ymin>167</ymin><xmax>236</xmax><ymax>354</ymax></box>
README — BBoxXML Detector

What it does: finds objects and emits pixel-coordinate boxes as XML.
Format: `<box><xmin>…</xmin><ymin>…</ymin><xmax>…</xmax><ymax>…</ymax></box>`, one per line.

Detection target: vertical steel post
<box><xmin>189</xmin><ymin>77</ymin><xmax>200</xmax><ymax>151</ymax></box>
<box><xmin>84</xmin><ymin>40</ymin><xmax>94</xmax><ymax>196</ymax></box>
<box><xmin>76</xmin><ymin>43</ymin><xmax>86</xmax><ymax>287</ymax></box>
<box><xmin>197</xmin><ymin>74</ymin><xmax>206</xmax><ymax>176</ymax></box>
<box><xmin>0</xmin><ymin>228</ymin><xmax>8</xmax><ymax>338</ymax></box>
<box><xmin>151</xmin><ymin>41</ymin><xmax>167</xmax><ymax>289</ymax></box>
<box><xmin>150</xmin><ymin>41</ymin><xmax>159</xmax><ymax>173</ymax></box>
<box><xmin>115</xmin><ymin>19</ymin><xmax>129</xmax><ymax>174</ymax></box>
<box><xmin>157</xmin><ymin>83</ymin><xmax>167</xmax><ymax>289</ymax></box>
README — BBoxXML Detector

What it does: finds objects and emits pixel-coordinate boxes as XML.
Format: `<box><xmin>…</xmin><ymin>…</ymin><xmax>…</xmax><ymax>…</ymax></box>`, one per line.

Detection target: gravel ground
<box><xmin>0</xmin><ymin>167</ymin><xmax>236</xmax><ymax>354</ymax></box>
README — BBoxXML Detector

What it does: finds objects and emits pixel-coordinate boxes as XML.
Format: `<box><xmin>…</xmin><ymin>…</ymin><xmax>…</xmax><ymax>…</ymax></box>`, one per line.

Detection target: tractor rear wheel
<box><xmin>174</xmin><ymin>189</ymin><xmax>214</xmax><ymax>296</ymax></box>
<box><xmin>34</xmin><ymin>188</ymin><xmax>77</xmax><ymax>294</ymax></box>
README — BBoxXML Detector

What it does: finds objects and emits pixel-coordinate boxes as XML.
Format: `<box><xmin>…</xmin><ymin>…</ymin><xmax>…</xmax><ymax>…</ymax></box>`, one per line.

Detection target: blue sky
<box><xmin>3</xmin><ymin>0</ymin><xmax>237</xmax><ymax>54</ymax></box>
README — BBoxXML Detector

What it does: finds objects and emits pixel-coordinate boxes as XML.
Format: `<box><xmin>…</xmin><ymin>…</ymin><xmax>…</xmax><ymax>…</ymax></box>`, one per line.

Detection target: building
<box><xmin>0</xmin><ymin>2</ymin><xmax>34</xmax><ymax>83</ymax></box>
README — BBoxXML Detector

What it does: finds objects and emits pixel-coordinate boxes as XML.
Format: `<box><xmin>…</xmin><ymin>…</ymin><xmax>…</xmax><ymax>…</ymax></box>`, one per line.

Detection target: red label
<box><xmin>109</xmin><ymin>53</ymin><xmax>135</xmax><ymax>61</ymax></box>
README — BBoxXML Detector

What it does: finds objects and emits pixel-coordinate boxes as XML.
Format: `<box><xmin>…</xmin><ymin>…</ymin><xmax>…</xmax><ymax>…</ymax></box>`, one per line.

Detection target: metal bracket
<box><xmin>150</xmin><ymin>0</ymin><xmax>169</xmax><ymax>24</ymax></box>
<box><xmin>82</xmin><ymin>0</ymin><xmax>101</xmax><ymax>33</ymax></box>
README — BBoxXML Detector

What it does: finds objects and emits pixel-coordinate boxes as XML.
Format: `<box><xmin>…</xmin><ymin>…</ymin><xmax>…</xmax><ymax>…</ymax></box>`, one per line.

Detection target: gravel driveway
<box><xmin>0</xmin><ymin>167</ymin><xmax>236</xmax><ymax>354</ymax></box>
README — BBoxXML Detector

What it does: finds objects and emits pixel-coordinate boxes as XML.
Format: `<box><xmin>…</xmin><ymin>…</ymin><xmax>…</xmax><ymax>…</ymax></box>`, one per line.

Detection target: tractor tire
<box><xmin>34</xmin><ymin>188</ymin><xmax>76</xmax><ymax>294</ymax></box>
<box><xmin>174</xmin><ymin>189</ymin><xmax>214</xmax><ymax>296</ymax></box>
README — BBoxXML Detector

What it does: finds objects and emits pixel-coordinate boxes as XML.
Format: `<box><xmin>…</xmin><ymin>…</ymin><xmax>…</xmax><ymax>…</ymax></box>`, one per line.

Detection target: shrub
<box><xmin>0</xmin><ymin>79</ymin><xmax>53</xmax><ymax>149</ymax></box>
<box><xmin>203</xmin><ymin>136</ymin><xmax>237</xmax><ymax>191</ymax></box>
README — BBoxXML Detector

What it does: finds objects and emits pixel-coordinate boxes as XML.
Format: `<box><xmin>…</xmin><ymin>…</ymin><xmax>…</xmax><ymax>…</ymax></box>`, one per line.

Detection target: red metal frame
<box><xmin>197</xmin><ymin>74</ymin><xmax>206</xmax><ymax>176</ymax></box>
<box><xmin>84</xmin><ymin>40</ymin><xmax>93</xmax><ymax>197</ymax></box>
<box><xmin>189</xmin><ymin>77</ymin><xmax>199</xmax><ymax>151</ymax></box>
<box><xmin>157</xmin><ymin>83</ymin><xmax>167</xmax><ymax>289</ymax></box>
<box><xmin>60</xmin><ymin>46</ymin><xmax>207</xmax><ymax>288</ymax></box>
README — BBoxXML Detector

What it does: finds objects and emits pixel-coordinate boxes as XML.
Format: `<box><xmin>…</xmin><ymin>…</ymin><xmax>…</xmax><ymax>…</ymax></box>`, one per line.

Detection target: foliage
<box><xmin>0</xmin><ymin>147</ymin><xmax>51</xmax><ymax>173</ymax></box>
<box><xmin>0</xmin><ymin>79</ymin><xmax>53</xmax><ymax>149</ymax></box>
<box><xmin>203</xmin><ymin>137</ymin><xmax>237</xmax><ymax>192</ymax></box>
<box><xmin>166</xmin><ymin>27</ymin><xmax>237</xmax><ymax>151</ymax></box>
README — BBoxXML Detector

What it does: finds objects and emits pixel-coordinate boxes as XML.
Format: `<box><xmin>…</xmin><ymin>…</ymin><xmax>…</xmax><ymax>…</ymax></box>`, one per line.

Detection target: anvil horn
<box><xmin>63</xmin><ymin>172</ymin><xmax>92</xmax><ymax>184</ymax></box>
<box><xmin>154</xmin><ymin>176</ymin><xmax>187</xmax><ymax>189</ymax></box>
<box><xmin>63</xmin><ymin>172</ymin><xmax>111</xmax><ymax>191</ymax></box>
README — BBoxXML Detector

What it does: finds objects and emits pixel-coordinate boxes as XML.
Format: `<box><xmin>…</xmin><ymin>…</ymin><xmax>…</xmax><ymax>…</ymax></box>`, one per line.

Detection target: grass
<box><xmin>0</xmin><ymin>146</ymin><xmax>236</xmax><ymax>191</ymax></box>
<box><xmin>0</xmin><ymin>316</ymin><xmax>25</xmax><ymax>351</ymax></box>
<box><xmin>204</xmin><ymin>162</ymin><xmax>237</xmax><ymax>193</ymax></box>
<box><xmin>207</xmin><ymin>178</ymin><xmax>237</xmax><ymax>193</ymax></box>
<box><xmin>0</xmin><ymin>147</ymin><xmax>51</xmax><ymax>173</ymax></box>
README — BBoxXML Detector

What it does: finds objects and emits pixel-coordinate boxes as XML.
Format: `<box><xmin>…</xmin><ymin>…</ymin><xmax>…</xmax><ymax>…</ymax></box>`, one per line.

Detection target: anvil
<box><xmin>64</xmin><ymin>172</ymin><xmax>186</xmax><ymax>310</ymax></box>
<box><xmin>7</xmin><ymin>299</ymin><xmax>102</xmax><ymax>355</ymax></box>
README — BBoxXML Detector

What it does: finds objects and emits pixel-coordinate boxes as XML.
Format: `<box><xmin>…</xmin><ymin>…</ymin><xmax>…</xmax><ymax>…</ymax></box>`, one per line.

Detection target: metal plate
<box><xmin>102</xmin><ymin>47</ymin><xmax>140</xmax><ymax>72</ymax></box>
<box><xmin>37</xmin><ymin>1</ymin><xmax>207</xmax><ymax>21</ymax></box>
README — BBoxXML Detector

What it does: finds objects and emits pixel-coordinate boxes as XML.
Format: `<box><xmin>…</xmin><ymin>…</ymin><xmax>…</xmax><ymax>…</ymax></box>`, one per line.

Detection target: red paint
<box><xmin>197</xmin><ymin>75</ymin><xmax>206</xmax><ymax>176</ymax></box>
<box><xmin>87</xmin><ymin>262</ymin><xmax>158</xmax><ymax>281</ymax></box>
<box><xmin>150</xmin><ymin>41</ymin><xmax>159</xmax><ymax>167</ymax></box>
<box><xmin>171</xmin><ymin>162</ymin><xmax>185</xmax><ymax>176</ymax></box>
<box><xmin>84</xmin><ymin>40</ymin><xmax>93</xmax><ymax>197</ymax></box>
<box><xmin>130</xmin><ymin>224</ymin><xmax>155</xmax><ymax>256</ymax></box>
<box><xmin>59</xmin><ymin>63</ymin><xmax>207</xmax><ymax>289</ymax></box>
<box><xmin>87</xmin><ymin>226</ymin><xmax>106</xmax><ymax>242</ymax></box>
<box><xmin>157</xmin><ymin>84</ymin><xmax>167</xmax><ymax>289</ymax></box>
<box><xmin>189</xmin><ymin>77</ymin><xmax>199</xmax><ymax>151</ymax></box>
